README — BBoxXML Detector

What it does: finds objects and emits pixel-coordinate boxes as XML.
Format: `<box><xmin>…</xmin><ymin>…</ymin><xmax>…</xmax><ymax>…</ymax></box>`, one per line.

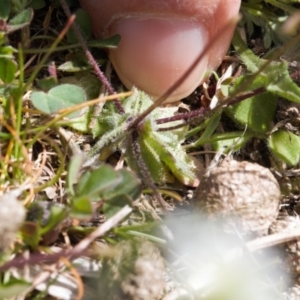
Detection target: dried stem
<box><xmin>0</xmin><ymin>205</ymin><xmax>132</xmax><ymax>272</ymax></box>
<box><xmin>156</xmin><ymin>86</ymin><xmax>266</xmax><ymax>131</ymax></box>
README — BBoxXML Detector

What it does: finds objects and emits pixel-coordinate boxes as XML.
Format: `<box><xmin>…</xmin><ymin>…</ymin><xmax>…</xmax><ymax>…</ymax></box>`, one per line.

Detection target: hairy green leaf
<box><xmin>269</xmin><ymin>130</ymin><xmax>300</xmax><ymax>166</ymax></box>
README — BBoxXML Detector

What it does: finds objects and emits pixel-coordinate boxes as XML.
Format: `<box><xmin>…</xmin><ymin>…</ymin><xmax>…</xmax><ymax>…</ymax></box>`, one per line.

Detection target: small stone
<box><xmin>194</xmin><ymin>160</ymin><xmax>281</xmax><ymax>235</ymax></box>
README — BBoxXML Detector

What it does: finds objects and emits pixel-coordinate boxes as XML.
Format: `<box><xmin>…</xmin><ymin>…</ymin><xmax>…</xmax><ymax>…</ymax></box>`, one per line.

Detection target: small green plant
<box><xmin>187</xmin><ymin>29</ymin><xmax>300</xmax><ymax>167</ymax></box>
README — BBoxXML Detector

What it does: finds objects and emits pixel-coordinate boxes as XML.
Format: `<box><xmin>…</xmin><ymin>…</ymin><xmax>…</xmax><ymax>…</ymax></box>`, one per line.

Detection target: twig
<box><xmin>0</xmin><ymin>205</ymin><xmax>132</xmax><ymax>272</ymax></box>
<box><xmin>247</xmin><ymin>230</ymin><xmax>300</xmax><ymax>252</ymax></box>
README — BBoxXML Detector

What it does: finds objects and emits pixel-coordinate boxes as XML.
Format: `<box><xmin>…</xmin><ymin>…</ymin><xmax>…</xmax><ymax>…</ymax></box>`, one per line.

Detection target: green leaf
<box><xmin>7</xmin><ymin>8</ymin><xmax>33</xmax><ymax>33</ymax></box>
<box><xmin>36</xmin><ymin>76</ymin><xmax>57</xmax><ymax>90</ymax></box>
<box><xmin>39</xmin><ymin>204</ymin><xmax>66</xmax><ymax>235</ymax></box>
<box><xmin>85</xmin><ymin>89</ymin><xmax>200</xmax><ymax>186</ymax></box>
<box><xmin>30</xmin><ymin>84</ymin><xmax>86</xmax><ymax>117</ymax></box>
<box><xmin>59</xmin><ymin>74</ymin><xmax>102</xmax><ymax>100</ymax></box>
<box><xmin>76</xmin><ymin>165</ymin><xmax>122</xmax><ymax>201</ymax></box>
<box><xmin>266</xmin><ymin>62</ymin><xmax>300</xmax><ymax>103</ymax></box>
<box><xmin>0</xmin><ymin>0</ymin><xmax>10</xmax><ymax>20</ymax></box>
<box><xmin>232</xmin><ymin>31</ymin><xmax>300</xmax><ymax>104</ymax></box>
<box><xmin>0</xmin><ymin>279</ymin><xmax>30</xmax><ymax>298</ymax></box>
<box><xmin>67</xmin><ymin>9</ymin><xmax>92</xmax><ymax>43</ymax></box>
<box><xmin>58</xmin><ymin>59</ymin><xmax>90</xmax><ymax>73</ymax></box>
<box><xmin>72</xmin><ymin>166</ymin><xmax>141</xmax><ymax>218</ymax></box>
<box><xmin>227</xmin><ymin>77</ymin><xmax>277</xmax><ymax>133</ymax></box>
<box><xmin>103</xmin><ymin>169</ymin><xmax>142</xmax><ymax>202</ymax></box>
<box><xmin>0</xmin><ymin>58</ymin><xmax>17</xmax><ymax>83</ymax></box>
<box><xmin>30</xmin><ymin>0</ymin><xmax>46</xmax><ymax>9</ymax></box>
<box><xmin>103</xmin><ymin>197</ymin><xmax>131</xmax><ymax>219</ymax></box>
<box><xmin>67</xmin><ymin>154</ymin><xmax>84</xmax><ymax>196</ymax></box>
<box><xmin>211</xmin><ymin>131</ymin><xmax>254</xmax><ymax>153</ymax></box>
<box><xmin>10</xmin><ymin>0</ymin><xmax>28</xmax><ymax>13</ymax></box>
<box><xmin>123</xmin><ymin>90</ymin><xmax>199</xmax><ymax>186</ymax></box>
<box><xmin>70</xmin><ymin>196</ymin><xmax>93</xmax><ymax>219</ymax></box>
<box><xmin>0</xmin><ymin>45</ymin><xmax>16</xmax><ymax>58</ymax></box>
<box><xmin>269</xmin><ymin>130</ymin><xmax>300</xmax><ymax>166</ymax></box>
<box><xmin>191</xmin><ymin>112</ymin><xmax>221</xmax><ymax>147</ymax></box>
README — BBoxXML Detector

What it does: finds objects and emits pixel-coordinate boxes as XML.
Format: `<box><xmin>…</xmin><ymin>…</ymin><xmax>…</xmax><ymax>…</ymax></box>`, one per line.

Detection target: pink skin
<box><xmin>80</xmin><ymin>0</ymin><xmax>241</xmax><ymax>102</ymax></box>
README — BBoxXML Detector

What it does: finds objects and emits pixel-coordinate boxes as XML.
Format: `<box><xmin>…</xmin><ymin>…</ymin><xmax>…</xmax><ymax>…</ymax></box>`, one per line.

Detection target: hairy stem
<box><xmin>59</xmin><ymin>0</ymin><xmax>125</xmax><ymax>114</ymax></box>
<box><xmin>131</xmin><ymin>130</ymin><xmax>168</xmax><ymax>210</ymax></box>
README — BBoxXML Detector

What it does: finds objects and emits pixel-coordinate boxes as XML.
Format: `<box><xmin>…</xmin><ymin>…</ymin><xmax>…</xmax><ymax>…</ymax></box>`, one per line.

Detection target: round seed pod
<box><xmin>194</xmin><ymin>160</ymin><xmax>281</xmax><ymax>236</ymax></box>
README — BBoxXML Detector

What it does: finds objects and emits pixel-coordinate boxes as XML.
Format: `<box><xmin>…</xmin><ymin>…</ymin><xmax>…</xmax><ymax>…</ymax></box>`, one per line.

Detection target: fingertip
<box><xmin>109</xmin><ymin>17</ymin><xmax>209</xmax><ymax>102</ymax></box>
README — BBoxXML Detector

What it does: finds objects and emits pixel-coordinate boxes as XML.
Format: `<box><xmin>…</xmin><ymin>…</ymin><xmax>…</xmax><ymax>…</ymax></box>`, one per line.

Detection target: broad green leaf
<box><xmin>7</xmin><ymin>8</ymin><xmax>33</xmax><ymax>33</ymax></box>
<box><xmin>266</xmin><ymin>62</ymin><xmax>300</xmax><ymax>103</ymax></box>
<box><xmin>0</xmin><ymin>0</ymin><xmax>10</xmax><ymax>20</ymax></box>
<box><xmin>232</xmin><ymin>31</ymin><xmax>263</xmax><ymax>73</ymax></box>
<box><xmin>73</xmin><ymin>166</ymin><xmax>140</xmax><ymax>218</ymax></box>
<box><xmin>103</xmin><ymin>169</ymin><xmax>142</xmax><ymax>201</ymax></box>
<box><xmin>227</xmin><ymin>77</ymin><xmax>276</xmax><ymax>133</ymax></box>
<box><xmin>269</xmin><ymin>130</ymin><xmax>300</xmax><ymax>166</ymax></box>
<box><xmin>76</xmin><ymin>165</ymin><xmax>122</xmax><ymax>201</ymax></box>
<box><xmin>30</xmin><ymin>84</ymin><xmax>86</xmax><ymax>117</ymax></box>
<box><xmin>103</xmin><ymin>198</ymin><xmax>131</xmax><ymax>218</ymax></box>
<box><xmin>36</xmin><ymin>76</ymin><xmax>57</xmax><ymax>90</ymax></box>
<box><xmin>70</xmin><ymin>197</ymin><xmax>93</xmax><ymax>219</ymax></box>
<box><xmin>10</xmin><ymin>0</ymin><xmax>28</xmax><ymax>13</ymax></box>
<box><xmin>59</xmin><ymin>74</ymin><xmax>102</xmax><ymax>99</ymax></box>
<box><xmin>0</xmin><ymin>58</ymin><xmax>16</xmax><ymax>83</ymax></box>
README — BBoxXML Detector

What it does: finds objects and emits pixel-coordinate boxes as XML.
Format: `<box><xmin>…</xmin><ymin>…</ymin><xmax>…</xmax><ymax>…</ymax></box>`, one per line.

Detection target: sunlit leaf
<box><xmin>269</xmin><ymin>130</ymin><xmax>300</xmax><ymax>166</ymax></box>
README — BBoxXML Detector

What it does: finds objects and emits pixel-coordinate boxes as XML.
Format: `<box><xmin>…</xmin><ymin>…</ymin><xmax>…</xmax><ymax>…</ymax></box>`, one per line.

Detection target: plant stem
<box><xmin>59</xmin><ymin>0</ymin><xmax>125</xmax><ymax>115</ymax></box>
